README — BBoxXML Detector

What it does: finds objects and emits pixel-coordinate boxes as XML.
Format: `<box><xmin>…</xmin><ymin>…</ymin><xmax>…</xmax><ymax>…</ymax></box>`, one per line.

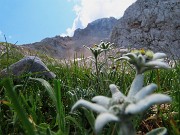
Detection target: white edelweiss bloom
<box><xmin>83</xmin><ymin>45</ymin><xmax>103</xmax><ymax>59</ymax></box>
<box><xmin>71</xmin><ymin>80</ymin><xmax>172</xmax><ymax>134</ymax></box>
<box><xmin>70</xmin><ymin>49</ymin><xmax>172</xmax><ymax>134</ymax></box>
<box><xmin>98</xmin><ymin>41</ymin><xmax>113</xmax><ymax>51</ymax></box>
<box><xmin>117</xmin><ymin>51</ymin><xmax>171</xmax><ymax>74</ymax></box>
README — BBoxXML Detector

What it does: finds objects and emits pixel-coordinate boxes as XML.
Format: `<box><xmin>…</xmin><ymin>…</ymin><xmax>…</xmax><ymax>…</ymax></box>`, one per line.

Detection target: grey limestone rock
<box><xmin>73</xmin><ymin>17</ymin><xmax>118</xmax><ymax>39</ymax></box>
<box><xmin>0</xmin><ymin>56</ymin><xmax>56</xmax><ymax>79</ymax></box>
<box><xmin>111</xmin><ymin>0</ymin><xmax>180</xmax><ymax>58</ymax></box>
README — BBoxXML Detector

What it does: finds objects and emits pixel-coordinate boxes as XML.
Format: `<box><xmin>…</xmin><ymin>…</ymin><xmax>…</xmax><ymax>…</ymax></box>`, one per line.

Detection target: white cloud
<box><xmin>63</xmin><ymin>0</ymin><xmax>136</xmax><ymax>36</ymax></box>
<box><xmin>61</xmin><ymin>15</ymin><xmax>83</xmax><ymax>36</ymax></box>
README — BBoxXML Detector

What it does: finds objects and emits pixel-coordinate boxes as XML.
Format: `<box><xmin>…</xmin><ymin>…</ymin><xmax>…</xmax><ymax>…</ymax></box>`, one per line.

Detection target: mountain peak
<box><xmin>23</xmin><ymin>17</ymin><xmax>118</xmax><ymax>58</ymax></box>
<box><xmin>73</xmin><ymin>17</ymin><xmax>118</xmax><ymax>38</ymax></box>
<box><xmin>87</xmin><ymin>17</ymin><xmax>117</xmax><ymax>26</ymax></box>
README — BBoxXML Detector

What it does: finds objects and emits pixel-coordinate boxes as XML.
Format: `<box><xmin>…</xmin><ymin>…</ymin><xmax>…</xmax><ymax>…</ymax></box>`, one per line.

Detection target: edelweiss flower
<box><xmin>117</xmin><ymin>50</ymin><xmax>170</xmax><ymax>74</ymax></box>
<box><xmin>71</xmin><ymin>75</ymin><xmax>171</xmax><ymax>134</ymax></box>
<box><xmin>83</xmin><ymin>45</ymin><xmax>103</xmax><ymax>59</ymax></box>
<box><xmin>98</xmin><ymin>41</ymin><xmax>113</xmax><ymax>51</ymax></box>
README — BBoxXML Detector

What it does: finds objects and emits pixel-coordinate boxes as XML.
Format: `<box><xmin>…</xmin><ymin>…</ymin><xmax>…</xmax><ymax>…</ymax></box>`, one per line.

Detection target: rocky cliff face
<box><xmin>74</xmin><ymin>17</ymin><xmax>117</xmax><ymax>39</ymax></box>
<box><xmin>23</xmin><ymin>17</ymin><xmax>118</xmax><ymax>58</ymax></box>
<box><xmin>23</xmin><ymin>1</ymin><xmax>180</xmax><ymax>59</ymax></box>
<box><xmin>111</xmin><ymin>0</ymin><xmax>180</xmax><ymax>58</ymax></box>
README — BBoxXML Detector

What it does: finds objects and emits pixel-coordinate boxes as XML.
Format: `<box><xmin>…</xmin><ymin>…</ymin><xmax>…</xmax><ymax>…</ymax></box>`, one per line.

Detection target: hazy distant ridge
<box><xmin>22</xmin><ymin>17</ymin><xmax>118</xmax><ymax>58</ymax></box>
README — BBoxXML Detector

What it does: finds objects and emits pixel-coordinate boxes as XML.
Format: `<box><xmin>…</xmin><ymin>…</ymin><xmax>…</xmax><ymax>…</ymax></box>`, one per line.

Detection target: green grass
<box><xmin>0</xmin><ymin>42</ymin><xmax>179</xmax><ymax>135</ymax></box>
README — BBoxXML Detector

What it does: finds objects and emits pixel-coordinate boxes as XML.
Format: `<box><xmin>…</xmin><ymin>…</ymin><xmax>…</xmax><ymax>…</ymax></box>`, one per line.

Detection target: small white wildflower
<box><xmin>71</xmin><ymin>51</ymin><xmax>171</xmax><ymax>134</ymax></box>
<box><xmin>117</xmin><ymin>50</ymin><xmax>170</xmax><ymax>74</ymax></box>
<box><xmin>71</xmin><ymin>80</ymin><xmax>171</xmax><ymax>134</ymax></box>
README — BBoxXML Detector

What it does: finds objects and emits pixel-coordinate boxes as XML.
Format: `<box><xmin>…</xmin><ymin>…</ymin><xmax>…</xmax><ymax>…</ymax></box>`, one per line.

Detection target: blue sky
<box><xmin>0</xmin><ymin>0</ymin><xmax>76</xmax><ymax>44</ymax></box>
<box><xmin>0</xmin><ymin>0</ymin><xmax>136</xmax><ymax>45</ymax></box>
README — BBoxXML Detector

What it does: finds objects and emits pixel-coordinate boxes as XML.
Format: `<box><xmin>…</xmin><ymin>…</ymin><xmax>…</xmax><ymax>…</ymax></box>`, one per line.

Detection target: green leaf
<box><xmin>2</xmin><ymin>78</ymin><xmax>36</xmax><ymax>135</ymax></box>
<box><xmin>54</xmin><ymin>79</ymin><xmax>65</xmax><ymax>132</ymax></box>
<box><xmin>30</xmin><ymin>77</ymin><xmax>57</xmax><ymax>104</ymax></box>
<box><xmin>82</xmin><ymin>107</ymin><xmax>95</xmax><ymax>131</ymax></box>
<box><xmin>65</xmin><ymin>115</ymin><xmax>83</xmax><ymax>132</ymax></box>
<box><xmin>39</xmin><ymin>123</ymin><xmax>50</xmax><ymax>129</ymax></box>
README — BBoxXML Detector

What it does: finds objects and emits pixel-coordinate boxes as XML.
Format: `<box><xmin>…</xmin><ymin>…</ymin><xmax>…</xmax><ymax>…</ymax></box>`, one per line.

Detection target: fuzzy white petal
<box><xmin>71</xmin><ymin>99</ymin><xmax>108</xmax><ymax>113</ymax></box>
<box><xmin>134</xmin><ymin>83</ymin><xmax>157</xmax><ymax>100</ymax></box>
<box><xmin>125</xmin><ymin>94</ymin><xmax>172</xmax><ymax>114</ymax></box>
<box><xmin>109</xmin><ymin>84</ymin><xmax>126</xmax><ymax>99</ymax></box>
<box><xmin>127</xmin><ymin>74</ymin><xmax>144</xmax><ymax>98</ymax></box>
<box><xmin>116</xmin><ymin>56</ymin><xmax>130</xmax><ymax>61</ymax></box>
<box><xmin>153</xmin><ymin>53</ymin><xmax>167</xmax><ymax>60</ymax></box>
<box><xmin>146</xmin><ymin>61</ymin><xmax>170</xmax><ymax>69</ymax></box>
<box><xmin>95</xmin><ymin>113</ymin><xmax>120</xmax><ymax>133</ymax></box>
<box><xmin>124</xmin><ymin>53</ymin><xmax>138</xmax><ymax>60</ymax></box>
<box><xmin>92</xmin><ymin>96</ymin><xmax>111</xmax><ymax>109</ymax></box>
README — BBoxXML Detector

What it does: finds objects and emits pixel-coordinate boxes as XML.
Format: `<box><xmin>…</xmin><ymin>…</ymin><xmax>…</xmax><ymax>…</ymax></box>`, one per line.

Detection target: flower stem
<box><xmin>118</xmin><ymin>121</ymin><xmax>135</xmax><ymax>135</ymax></box>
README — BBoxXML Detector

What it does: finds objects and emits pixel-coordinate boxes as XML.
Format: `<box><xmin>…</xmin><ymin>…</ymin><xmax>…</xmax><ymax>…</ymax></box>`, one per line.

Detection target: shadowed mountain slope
<box><xmin>22</xmin><ymin>17</ymin><xmax>118</xmax><ymax>58</ymax></box>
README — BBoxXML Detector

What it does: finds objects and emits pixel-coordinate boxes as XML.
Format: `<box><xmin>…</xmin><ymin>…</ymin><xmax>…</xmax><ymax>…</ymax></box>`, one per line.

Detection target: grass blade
<box><xmin>1</xmin><ymin>78</ymin><xmax>36</xmax><ymax>135</ymax></box>
<box><xmin>54</xmin><ymin>79</ymin><xmax>65</xmax><ymax>133</ymax></box>
<box><xmin>30</xmin><ymin>77</ymin><xmax>57</xmax><ymax>104</ymax></box>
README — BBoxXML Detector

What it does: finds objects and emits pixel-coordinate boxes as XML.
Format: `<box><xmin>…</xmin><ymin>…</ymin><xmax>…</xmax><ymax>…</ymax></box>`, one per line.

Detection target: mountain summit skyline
<box><xmin>0</xmin><ymin>0</ymin><xmax>136</xmax><ymax>45</ymax></box>
<box><xmin>22</xmin><ymin>17</ymin><xmax>118</xmax><ymax>58</ymax></box>
<box><xmin>22</xmin><ymin>0</ymin><xmax>180</xmax><ymax>59</ymax></box>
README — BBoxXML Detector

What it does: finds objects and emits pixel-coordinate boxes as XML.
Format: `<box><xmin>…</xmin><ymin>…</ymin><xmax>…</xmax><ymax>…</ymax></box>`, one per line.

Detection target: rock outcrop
<box><xmin>111</xmin><ymin>0</ymin><xmax>180</xmax><ymax>58</ymax></box>
<box><xmin>74</xmin><ymin>17</ymin><xmax>117</xmax><ymax>39</ymax></box>
<box><xmin>0</xmin><ymin>56</ymin><xmax>56</xmax><ymax>79</ymax></box>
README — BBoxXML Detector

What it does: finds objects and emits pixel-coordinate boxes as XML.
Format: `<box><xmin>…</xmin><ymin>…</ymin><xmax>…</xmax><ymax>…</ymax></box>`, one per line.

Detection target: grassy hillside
<box><xmin>0</xmin><ymin>42</ymin><xmax>179</xmax><ymax>135</ymax></box>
